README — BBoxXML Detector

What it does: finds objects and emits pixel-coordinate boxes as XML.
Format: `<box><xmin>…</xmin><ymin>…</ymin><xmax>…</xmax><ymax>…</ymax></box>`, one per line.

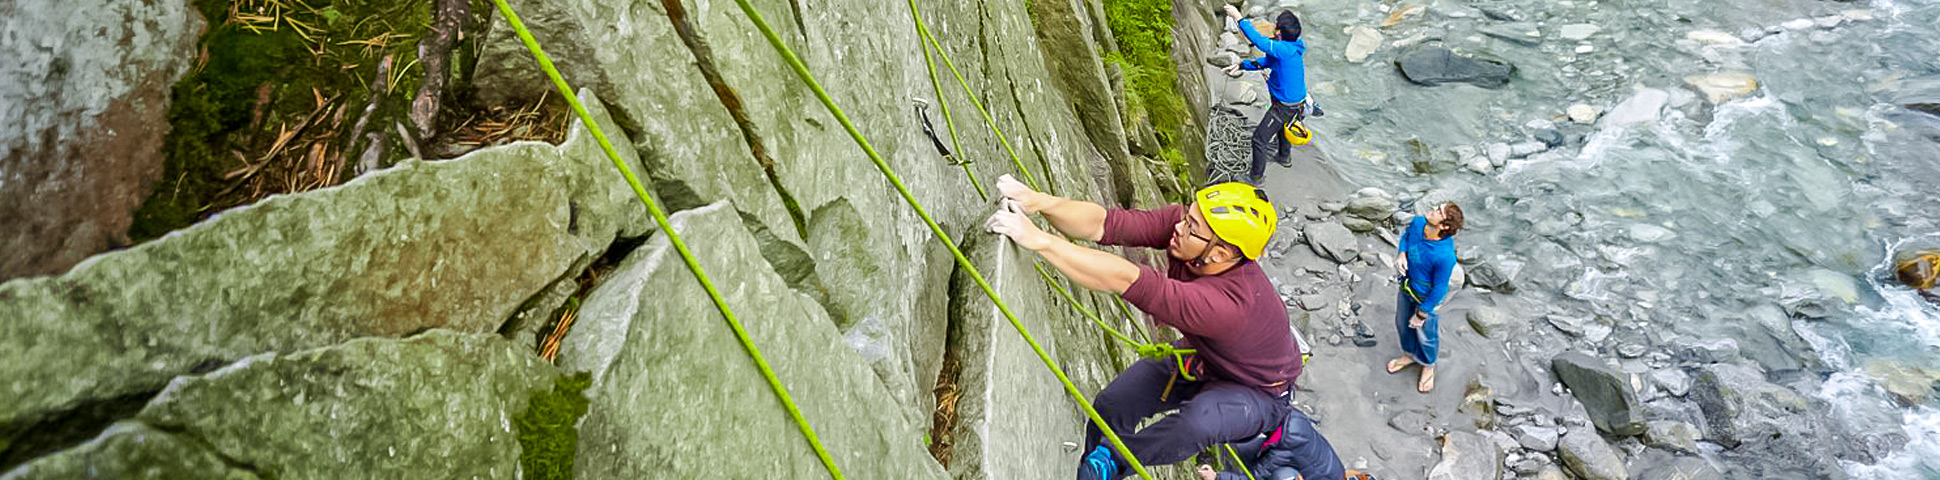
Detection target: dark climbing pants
<box><xmin>1080</xmin><ymin>358</ymin><xmax>1290</xmax><ymax>479</ymax></box>
<box><xmin>1248</xmin><ymin>100</ymin><xmax>1306</xmax><ymax>183</ymax></box>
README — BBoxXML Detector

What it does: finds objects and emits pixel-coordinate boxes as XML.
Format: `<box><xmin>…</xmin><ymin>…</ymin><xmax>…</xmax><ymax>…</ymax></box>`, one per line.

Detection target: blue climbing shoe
<box><xmin>1078</xmin><ymin>445</ymin><xmax>1119</xmax><ymax>480</ymax></box>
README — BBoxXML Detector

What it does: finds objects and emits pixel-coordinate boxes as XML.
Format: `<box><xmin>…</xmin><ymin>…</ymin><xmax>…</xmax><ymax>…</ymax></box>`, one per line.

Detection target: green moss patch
<box><xmin>1100</xmin><ymin>0</ymin><xmax>1195</xmax><ymax>199</ymax></box>
<box><xmin>131</xmin><ymin>0</ymin><xmax>444</xmax><ymax>242</ymax></box>
<box><xmin>515</xmin><ymin>371</ymin><xmax>592</xmax><ymax>480</ymax></box>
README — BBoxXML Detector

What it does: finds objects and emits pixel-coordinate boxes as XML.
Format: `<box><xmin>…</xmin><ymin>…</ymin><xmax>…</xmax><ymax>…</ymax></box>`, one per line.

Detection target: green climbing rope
<box><xmin>487</xmin><ymin>1</ymin><xmax>846</xmax><ymax>479</ymax></box>
<box><xmin>908</xmin><ymin>0</ymin><xmax>1193</xmax><ymax>381</ymax></box>
<box><xmin>1224</xmin><ymin>443</ymin><xmax>1259</xmax><ymax>480</ymax></box>
<box><xmin>729</xmin><ymin>0</ymin><xmax>1154</xmax><ymax>478</ymax></box>
<box><xmin>908</xmin><ymin>7</ymin><xmax>1040</xmax><ymax>190</ymax></box>
<box><xmin>906</xmin><ymin>0</ymin><xmax>983</xmax><ymax>200</ymax></box>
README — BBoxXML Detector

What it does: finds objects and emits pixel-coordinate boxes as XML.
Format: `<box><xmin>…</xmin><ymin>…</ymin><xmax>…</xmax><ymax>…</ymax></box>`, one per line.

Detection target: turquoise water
<box><xmin>1263</xmin><ymin>0</ymin><xmax>1940</xmax><ymax>475</ymax></box>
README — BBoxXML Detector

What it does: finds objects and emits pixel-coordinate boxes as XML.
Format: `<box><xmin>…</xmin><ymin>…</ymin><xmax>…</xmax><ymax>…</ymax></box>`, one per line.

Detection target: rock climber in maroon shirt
<box><xmin>985</xmin><ymin>175</ymin><xmax>1304</xmax><ymax>480</ymax></box>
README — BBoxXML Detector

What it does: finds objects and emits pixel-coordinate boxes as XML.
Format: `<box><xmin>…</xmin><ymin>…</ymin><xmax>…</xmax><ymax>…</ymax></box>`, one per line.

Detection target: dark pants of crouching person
<box><xmin>1081</xmin><ymin>357</ymin><xmax>1292</xmax><ymax>478</ymax></box>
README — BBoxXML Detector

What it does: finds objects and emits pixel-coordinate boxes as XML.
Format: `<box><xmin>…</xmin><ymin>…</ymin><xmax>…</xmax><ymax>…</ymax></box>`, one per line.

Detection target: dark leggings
<box><xmin>1081</xmin><ymin>358</ymin><xmax>1289</xmax><ymax>479</ymax></box>
<box><xmin>1248</xmin><ymin>101</ymin><xmax>1305</xmax><ymax>182</ymax></box>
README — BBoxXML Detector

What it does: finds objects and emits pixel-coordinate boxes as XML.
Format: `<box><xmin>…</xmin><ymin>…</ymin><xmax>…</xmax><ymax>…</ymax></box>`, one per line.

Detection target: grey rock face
<box><xmin>1395</xmin><ymin>46</ymin><xmax>1514</xmax><ymax>88</ymax></box>
<box><xmin>1513</xmin><ymin>424</ymin><xmax>1562</xmax><ymax>452</ymax></box>
<box><xmin>0</xmin><ymin>92</ymin><xmax>648</xmax><ymax>452</ymax></box>
<box><xmin>1426</xmin><ymin>431</ymin><xmax>1501</xmax><ymax>480</ymax></box>
<box><xmin>1644</xmin><ymin>420</ymin><xmax>1703</xmax><ymax>454</ymax></box>
<box><xmin>1305</xmin><ymin>222</ymin><xmax>1360</xmax><ymax>264</ymax></box>
<box><xmin>0</xmin><ymin>422</ymin><xmax>259</xmax><ymax>480</ymax></box>
<box><xmin>1464</xmin><ymin>262</ymin><xmax>1515</xmax><ymax>292</ymax></box>
<box><xmin>1552</xmin><ymin>351</ymin><xmax>1645</xmax><ymax>437</ymax></box>
<box><xmin>476</xmin><ymin>0</ymin><xmax>1133</xmax><ymax>432</ymax></box>
<box><xmin>0</xmin><ymin>0</ymin><xmax>205</xmax><ymax>280</ymax></box>
<box><xmin>942</xmin><ymin>228</ymin><xmax>1119</xmax><ymax>480</ymax></box>
<box><xmin>558</xmin><ymin>202</ymin><xmax>945</xmax><ymax>480</ymax></box>
<box><xmin>1557</xmin><ymin>428</ymin><xmax>1627</xmax><ymax>480</ymax></box>
<box><xmin>9</xmin><ymin>331</ymin><xmax>557</xmax><ymax>479</ymax></box>
<box><xmin>1465</xmin><ymin>306</ymin><xmax>1517</xmax><ymax>338</ymax></box>
<box><xmin>1345</xmin><ymin>196</ymin><xmax>1394</xmax><ymax>220</ymax></box>
<box><xmin>1651</xmin><ymin>368</ymin><xmax>1693</xmax><ymax>397</ymax></box>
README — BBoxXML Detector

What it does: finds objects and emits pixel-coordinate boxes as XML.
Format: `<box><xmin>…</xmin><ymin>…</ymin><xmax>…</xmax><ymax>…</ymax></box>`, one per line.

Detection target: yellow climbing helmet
<box><xmin>1282</xmin><ymin>120</ymin><xmax>1313</xmax><ymax>146</ymax></box>
<box><xmin>1898</xmin><ymin>251</ymin><xmax>1940</xmax><ymax>290</ymax></box>
<box><xmin>1195</xmin><ymin>182</ymin><xmax>1278</xmax><ymax>260</ymax></box>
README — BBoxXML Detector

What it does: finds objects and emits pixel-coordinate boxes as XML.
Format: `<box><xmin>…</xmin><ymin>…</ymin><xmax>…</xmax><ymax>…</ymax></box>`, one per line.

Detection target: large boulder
<box><xmin>0</xmin><ymin>91</ymin><xmax>649</xmax><ymax>455</ymax></box>
<box><xmin>1688</xmin><ymin>363</ymin><xmax>1862</xmax><ymax>478</ymax></box>
<box><xmin>0</xmin><ymin>0</ymin><xmax>204</xmax><ymax>280</ymax></box>
<box><xmin>1557</xmin><ymin>428</ymin><xmax>1627</xmax><ymax>480</ymax></box>
<box><xmin>0</xmin><ymin>422</ymin><xmax>258</xmax><ymax>480</ymax></box>
<box><xmin>4</xmin><ymin>330</ymin><xmax>558</xmax><ymax>479</ymax></box>
<box><xmin>1394</xmin><ymin>46</ymin><xmax>1514</xmax><ymax>88</ymax></box>
<box><xmin>558</xmin><ymin>202</ymin><xmax>946</xmax><ymax>479</ymax></box>
<box><xmin>1551</xmin><ymin>352</ymin><xmax>1645</xmax><ymax>437</ymax></box>
<box><xmin>1304</xmin><ymin>221</ymin><xmax>1360</xmax><ymax>264</ymax></box>
<box><xmin>1426</xmin><ymin>431</ymin><xmax>1501</xmax><ymax>480</ymax></box>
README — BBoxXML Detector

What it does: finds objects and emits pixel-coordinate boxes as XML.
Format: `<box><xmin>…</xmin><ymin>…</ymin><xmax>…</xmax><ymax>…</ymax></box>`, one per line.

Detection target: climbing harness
<box><xmin>488</xmin><ymin>1</ymin><xmax>848</xmax><ymax>478</ymax></box>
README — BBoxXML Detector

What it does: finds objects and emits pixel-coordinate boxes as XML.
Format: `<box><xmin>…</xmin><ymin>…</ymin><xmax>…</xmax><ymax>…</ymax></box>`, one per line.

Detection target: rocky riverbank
<box><xmin>1202</xmin><ymin>0</ymin><xmax>1940</xmax><ymax>478</ymax></box>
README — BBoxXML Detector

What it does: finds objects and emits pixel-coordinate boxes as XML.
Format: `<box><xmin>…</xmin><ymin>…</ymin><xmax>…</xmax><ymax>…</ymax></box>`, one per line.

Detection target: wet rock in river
<box><xmin>1684</xmin><ymin>72</ymin><xmax>1759</xmax><ymax>105</ymax></box>
<box><xmin>1568</xmin><ymin>104</ymin><xmax>1602</xmax><ymax>124</ymax></box>
<box><xmin>1558</xmin><ymin>24</ymin><xmax>1601</xmax><ymax>41</ymax></box>
<box><xmin>1480</xmin><ymin>22</ymin><xmax>1542</xmax><ymax>46</ymax></box>
<box><xmin>1601</xmin><ymin>88</ymin><xmax>1670</xmax><ymax>126</ymax></box>
<box><xmin>1866</xmin><ymin>360</ymin><xmax>1940</xmax><ymax>406</ymax></box>
<box><xmin>1465</xmin><ymin>262</ymin><xmax>1515</xmax><ymax>292</ymax></box>
<box><xmin>1344</xmin><ymin>26</ymin><xmax>1383</xmax><ymax>63</ymax></box>
<box><xmin>1395</xmin><ymin>46</ymin><xmax>1515</xmax><ymax>88</ymax></box>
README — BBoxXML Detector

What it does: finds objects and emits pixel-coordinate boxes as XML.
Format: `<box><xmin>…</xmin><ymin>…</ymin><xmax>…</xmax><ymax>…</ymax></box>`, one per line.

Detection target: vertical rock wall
<box><xmin>1</xmin><ymin>0</ymin><xmax>1199</xmax><ymax>475</ymax></box>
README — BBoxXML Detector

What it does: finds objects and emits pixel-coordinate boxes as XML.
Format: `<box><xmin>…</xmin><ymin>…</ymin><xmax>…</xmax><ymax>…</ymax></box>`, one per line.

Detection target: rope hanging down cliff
<box><xmin>727</xmin><ymin>0</ymin><xmax>1161</xmax><ymax>477</ymax></box>
<box><xmin>486</xmin><ymin>1</ymin><xmax>851</xmax><ymax>479</ymax></box>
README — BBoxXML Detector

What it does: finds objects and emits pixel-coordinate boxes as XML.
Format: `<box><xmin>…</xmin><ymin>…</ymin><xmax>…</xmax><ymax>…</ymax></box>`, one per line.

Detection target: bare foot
<box><xmin>1196</xmin><ymin>464</ymin><xmax>1218</xmax><ymax>480</ymax></box>
<box><xmin>1386</xmin><ymin>356</ymin><xmax>1415</xmax><ymax>374</ymax></box>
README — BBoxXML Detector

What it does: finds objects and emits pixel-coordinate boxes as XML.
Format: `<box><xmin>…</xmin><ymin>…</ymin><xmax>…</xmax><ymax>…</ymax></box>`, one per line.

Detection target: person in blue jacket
<box><xmin>1222</xmin><ymin>5</ymin><xmax>1315</xmax><ymax>185</ymax></box>
<box><xmin>1384</xmin><ymin>202</ymin><xmax>1463</xmax><ymax>393</ymax></box>
<box><xmin>1192</xmin><ymin>410</ymin><xmax>1369</xmax><ymax>480</ymax></box>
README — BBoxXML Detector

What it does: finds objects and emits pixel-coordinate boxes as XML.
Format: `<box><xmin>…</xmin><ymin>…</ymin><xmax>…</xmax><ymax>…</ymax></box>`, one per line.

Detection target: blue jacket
<box><xmin>1399</xmin><ymin>216</ymin><xmax>1457</xmax><ymax>316</ymax></box>
<box><xmin>1237</xmin><ymin>21</ymin><xmax>1309</xmax><ymax>105</ymax></box>
<box><xmin>1215</xmin><ymin>410</ymin><xmax>1345</xmax><ymax>480</ymax></box>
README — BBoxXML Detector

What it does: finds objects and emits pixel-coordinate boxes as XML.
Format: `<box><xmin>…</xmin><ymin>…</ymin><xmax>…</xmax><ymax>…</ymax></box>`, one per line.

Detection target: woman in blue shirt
<box><xmin>1384</xmin><ymin>202</ymin><xmax>1463</xmax><ymax>393</ymax></box>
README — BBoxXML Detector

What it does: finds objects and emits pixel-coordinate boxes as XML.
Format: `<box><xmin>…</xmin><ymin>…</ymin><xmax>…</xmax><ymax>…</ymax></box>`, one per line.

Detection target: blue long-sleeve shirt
<box><xmin>1399</xmin><ymin>216</ymin><xmax>1457</xmax><ymax>316</ymax></box>
<box><xmin>1237</xmin><ymin>21</ymin><xmax>1309</xmax><ymax>104</ymax></box>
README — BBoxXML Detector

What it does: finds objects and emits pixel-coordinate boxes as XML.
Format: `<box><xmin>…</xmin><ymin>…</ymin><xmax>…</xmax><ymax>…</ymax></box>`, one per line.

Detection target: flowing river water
<box><xmin>1225</xmin><ymin>0</ymin><xmax>1940</xmax><ymax>476</ymax></box>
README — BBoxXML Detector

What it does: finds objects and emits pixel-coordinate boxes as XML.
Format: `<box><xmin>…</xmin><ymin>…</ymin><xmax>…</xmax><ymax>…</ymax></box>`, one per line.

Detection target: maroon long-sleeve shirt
<box><xmin>1101</xmin><ymin>205</ymin><xmax>1303</xmax><ymax>395</ymax></box>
